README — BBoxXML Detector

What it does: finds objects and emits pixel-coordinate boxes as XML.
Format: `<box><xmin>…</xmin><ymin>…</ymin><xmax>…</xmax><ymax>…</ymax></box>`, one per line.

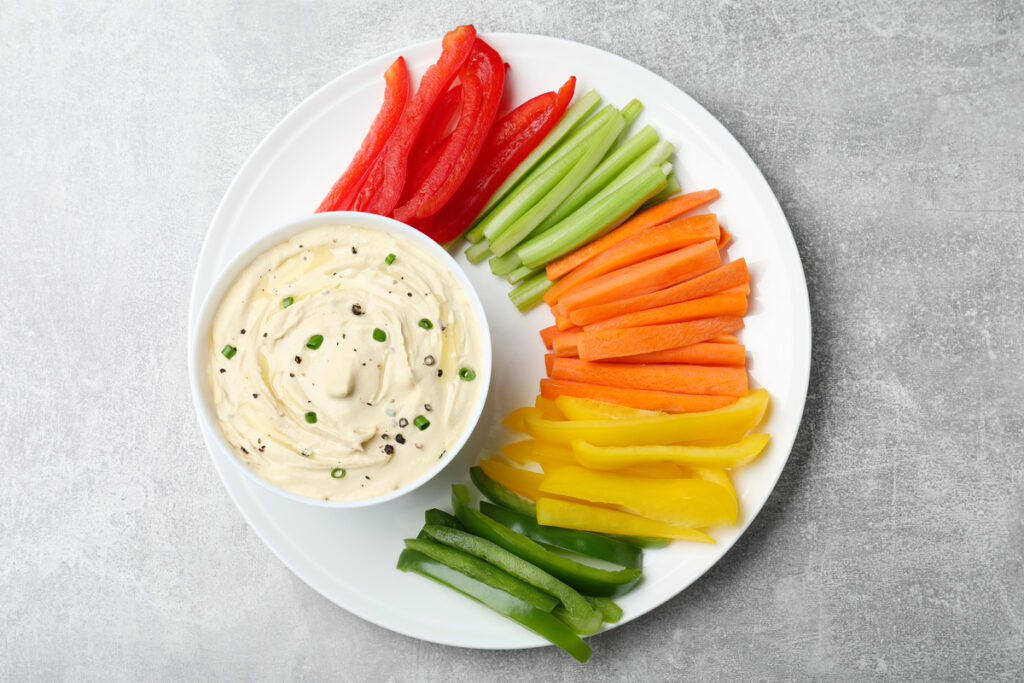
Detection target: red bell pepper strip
<box><xmin>402</xmin><ymin>84</ymin><xmax>464</xmax><ymax>204</ymax></box>
<box><xmin>315</xmin><ymin>56</ymin><xmax>409</xmax><ymax>212</ymax></box>
<box><xmin>395</xmin><ymin>38</ymin><xmax>506</xmax><ymax>222</ymax></box>
<box><xmin>425</xmin><ymin>76</ymin><xmax>576</xmax><ymax>243</ymax></box>
<box><xmin>361</xmin><ymin>24</ymin><xmax>477</xmax><ymax>216</ymax></box>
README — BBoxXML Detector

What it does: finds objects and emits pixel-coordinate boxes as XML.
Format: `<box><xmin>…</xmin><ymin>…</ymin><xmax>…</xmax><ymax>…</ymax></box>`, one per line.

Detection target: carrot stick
<box><xmin>545</xmin><ymin>189</ymin><xmax>721</xmax><ymax>280</ymax></box>
<box><xmin>543</xmin><ymin>214</ymin><xmax>720</xmax><ymax>305</ymax></box>
<box><xmin>568</xmin><ymin>259</ymin><xmax>748</xmax><ymax>327</ymax></box>
<box><xmin>578</xmin><ymin>315</ymin><xmax>744</xmax><ymax>361</ymax></box>
<box><xmin>720</xmin><ymin>283</ymin><xmax>750</xmax><ymax>296</ymax></box>
<box><xmin>540</xmin><ymin>324</ymin><xmax>559</xmax><ymax>350</ymax></box>
<box><xmin>558</xmin><ymin>240</ymin><xmax>721</xmax><ymax>315</ymax></box>
<box><xmin>540</xmin><ymin>378</ymin><xmax>736</xmax><ymax>413</ymax></box>
<box><xmin>714</xmin><ymin>334</ymin><xmax>739</xmax><ymax>344</ymax></box>
<box><xmin>551</xmin><ymin>358</ymin><xmax>748</xmax><ymax>397</ymax></box>
<box><xmin>553</xmin><ymin>330</ymin><xmax>582</xmax><ymax>357</ymax></box>
<box><xmin>555</xmin><ymin>310</ymin><xmax>576</xmax><ymax>331</ymax></box>
<box><xmin>616</xmin><ymin>342</ymin><xmax>746</xmax><ymax>366</ymax></box>
<box><xmin>586</xmin><ymin>292</ymin><xmax>748</xmax><ymax>332</ymax></box>
<box><xmin>544</xmin><ymin>352</ymin><xmax>556</xmax><ymax>376</ymax></box>
<box><xmin>716</xmin><ymin>226</ymin><xmax>732</xmax><ymax>248</ymax></box>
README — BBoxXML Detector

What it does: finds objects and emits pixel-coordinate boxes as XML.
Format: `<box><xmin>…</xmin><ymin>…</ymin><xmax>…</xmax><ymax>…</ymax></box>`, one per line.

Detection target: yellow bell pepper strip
<box><xmin>452</xmin><ymin>485</ymin><xmax>642</xmax><ymax>597</ymax></box>
<box><xmin>480</xmin><ymin>501</ymin><xmax>642</xmax><ymax>569</ymax></box>
<box><xmin>537</xmin><ymin>497</ymin><xmax>714</xmax><ymax>543</ymax></box>
<box><xmin>524</xmin><ymin>387</ymin><xmax>770</xmax><ymax>446</ymax></box>
<box><xmin>396</xmin><ymin>548</ymin><xmax>591</xmax><ymax>662</ymax></box>
<box><xmin>503</xmin><ymin>406</ymin><xmax>542</xmax><ymax>433</ymax></box>
<box><xmin>555</xmin><ymin>395</ymin><xmax>658</xmax><ymax>420</ymax></box>
<box><xmin>421</xmin><ymin>524</ymin><xmax>602</xmax><ymax>635</ymax></box>
<box><xmin>586</xmin><ymin>596</ymin><xmax>623</xmax><ymax>623</ymax></box>
<box><xmin>570</xmin><ymin>433</ymin><xmax>770</xmax><ymax>470</ymax></box>
<box><xmin>404</xmin><ymin>538</ymin><xmax>558</xmax><ymax>612</ymax></box>
<box><xmin>478</xmin><ymin>458</ymin><xmax>543</xmax><ymax>501</ymax></box>
<box><xmin>691</xmin><ymin>467</ymin><xmax>737</xmax><ymax>507</ymax></box>
<box><xmin>470</xmin><ymin>466</ymin><xmax>536</xmax><ymax>517</ymax></box>
<box><xmin>534</xmin><ymin>395</ymin><xmax>565</xmax><ymax>420</ymax></box>
<box><xmin>540</xmin><ymin>466</ymin><xmax>738</xmax><ymax>527</ymax></box>
<box><xmin>501</xmin><ymin>439</ymin><xmax>575</xmax><ymax>467</ymax></box>
<box><xmin>538</xmin><ymin>459</ymin><xmax>689</xmax><ymax>479</ymax></box>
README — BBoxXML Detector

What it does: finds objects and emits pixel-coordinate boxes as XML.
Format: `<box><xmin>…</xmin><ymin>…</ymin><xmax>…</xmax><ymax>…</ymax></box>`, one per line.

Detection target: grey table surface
<box><xmin>2</xmin><ymin>1</ymin><xmax>1022</xmax><ymax>680</ymax></box>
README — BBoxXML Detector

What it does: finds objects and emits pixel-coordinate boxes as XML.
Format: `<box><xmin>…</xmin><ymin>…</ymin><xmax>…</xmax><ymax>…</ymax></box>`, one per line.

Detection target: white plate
<box><xmin>188</xmin><ymin>32</ymin><xmax>811</xmax><ymax>650</ymax></box>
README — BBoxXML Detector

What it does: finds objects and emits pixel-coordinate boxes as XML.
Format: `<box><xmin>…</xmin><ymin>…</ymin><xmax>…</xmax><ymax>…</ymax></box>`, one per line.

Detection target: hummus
<box><xmin>207</xmin><ymin>224</ymin><xmax>485</xmax><ymax>501</ymax></box>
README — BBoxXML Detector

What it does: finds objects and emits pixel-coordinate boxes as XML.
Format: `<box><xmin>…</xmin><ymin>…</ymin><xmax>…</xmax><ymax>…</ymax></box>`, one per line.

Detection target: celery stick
<box><xmin>490</xmin><ymin>114</ymin><xmax>625</xmax><ymax>257</ymax></box>
<box><xmin>509</xmin><ymin>271</ymin><xmax>555</xmax><ymax>312</ymax></box>
<box><xmin>489</xmin><ymin>250</ymin><xmax>521</xmax><ymax>276</ymax></box>
<box><xmin>620</xmin><ymin>99</ymin><xmax>643</xmax><ymax>126</ymax></box>
<box><xmin>534</xmin><ymin>125</ymin><xmax>658</xmax><ymax>234</ymax></box>
<box><xmin>465</xmin><ymin>239</ymin><xmax>493</xmax><ymax>264</ymax></box>
<box><xmin>516</xmin><ymin>166</ymin><xmax>667</xmax><ymax>269</ymax></box>
<box><xmin>642</xmin><ymin>172</ymin><xmax>681</xmax><ymax>208</ymax></box>
<box><xmin>473</xmin><ymin>90</ymin><xmax>602</xmax><ymax>223</ymax></box>
<box><xmin>507</xmin><ymin>264</ymin><xmax>539</xmax><ymax>284</ymax></box>
<box><xmin>522</xmin><ymin>104</ymin><xmax>618</xmax><ymax>184</ymax></box>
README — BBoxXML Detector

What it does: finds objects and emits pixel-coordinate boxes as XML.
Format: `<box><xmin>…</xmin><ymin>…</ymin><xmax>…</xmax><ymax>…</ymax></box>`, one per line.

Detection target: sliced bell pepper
<box><xmin>500</xmin><ymin>439</ymin><xmax>575</xmax><ymax>467</ymax></box>
<box><xmin>421</xmin><ymin>524</ymin><xmax>602</xmax><ymax>636</ymax></box>
<box><xmin>536</xmin><ymin>498</ymin><xmax>713</xmax><ymax>543</ymax></box>
<box><xmin>524</xmin><ymin>388</ymin><xmax>770</xmax><ymax>447</ymax></box>
<box><xmin>538</xmin><ymin>459</ymin><xmax>691</xmax><ymax>480</ymax></box>
<box><xmin>534</xmin><ymin>395</ymin><xmax>564</xmax><ymax>420</ymax></box>
<box><xmin>426</xmin><ymin>76</ymin><xmax>576</xmax><ymax>243</ymax></box>
<box><xmin>480</xmin><ymin>501</ymin><xmax>642</xmax><ymax>569</ymax></box>
<box><xmin>585</xmin><ymin>596</ymin><xmax>623</xmax><ymax>623</ymax></box>
<box><xmin>692</xmin><ymin>467</ymin><xmax>737</xmax><ymax>507</ymax></box>
<box><xmin>316</xmin><ymin>56</ymin><xmax>409</xmax><ymax>212</ymax></box>
<box><xmin>477</xmin><ymin>458</ymin><xmax>543</xmax><ymax>501</ymax></box>
<box><xmin>540</xmin><ymin>466</ymin><xmax>738</xmax><ymax>528</ymax></box>
<box><xmin>555</xmin><ymin>395</ymin><xmax>658</xmax><ymax>420</ymax></box>
<box><xmin>452</xmin><ymin>485</ymin><xmax>642</xmax><ymax>597</ymax></box>
<box><xmin>470</xmin><ymin>465</ymin><xmax>536</xmax><ymax>517</ymax></box>
<box><xmin>401</xmin><ymin>85</ymin><xmax>463</xmax><ymax>203</ymax></box>
<box><xmin>359</xmin><ymin>24</ymin><xmax>477</xmax><ymax>216</ymax></box>
<box><xmin>403</xmin><ymin>538</ymin><xmax>557</xmax><ymax>612</ymax></box>
<box><xmin>570</xmin><ymin>433</ymin><xmax>771</xmax><ymax>470</ymax></box>
<box><xmin>424</xmin><ymin>507</ymin><xmax>465</xmax><ymax>530</ymax></box>
<box><xmin>502</xmin><ymin>406</ymin><xmax>541</xmax><ymax>433</ymax></box>
<box><xmin>397</xmin><ymin>547</ymin><xmax>591</xmax><ymax>662</ymax></box>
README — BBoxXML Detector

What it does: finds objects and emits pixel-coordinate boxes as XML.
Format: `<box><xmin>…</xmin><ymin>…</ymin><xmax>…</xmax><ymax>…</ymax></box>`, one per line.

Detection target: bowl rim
<box><xmin>187</xmin><ymin>210</ymin><xmax>493</xmax><ymax>509</ymax></box>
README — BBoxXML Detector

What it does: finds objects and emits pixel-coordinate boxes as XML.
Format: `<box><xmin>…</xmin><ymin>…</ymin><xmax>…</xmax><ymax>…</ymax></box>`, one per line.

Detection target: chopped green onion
<box><xmin>414</xmin><ymin>415</ymin><xmax>430</xmax><ymax>430</ymax></box>
<box><xmin>418</xmin><ymin>318</ymin><xmax>433</xmax><ymax>330</ymax></box>
<box><xmin>221</xmin><ymin>345</ymin><xmax>237</xmax><ymax>359</ymax></box>
<box><xmin>372</xmin><ymin>328</ymin><xmax>387</xmax><ymax>342</ymax></box>
<box><xmin>305</xmin><ymin>412</ymin><xmax>317</xmax><ymax>424</ymax></box>
<box><xmin>331</xmin><ymin>467</ymin><xmax>346</xmax><ymax>479</ymax></box>
<box><xmin>306</xmin><ymin>334</ymin><xmax>324</xmax><ymax>349</ymax></box>
<box><xmin>458</xmin><ymin>367</ymin><xmax>476</xmax><ymax>381</ymax></box>
<box><xmin>281</xmin><ymin>296</ymin><xmax>294</xmax><ymax>308</ymax></box>
<box><xmin>385</xmin><ymin>253</ymin><xmax>396</xmax><ymax>265</ymax></box>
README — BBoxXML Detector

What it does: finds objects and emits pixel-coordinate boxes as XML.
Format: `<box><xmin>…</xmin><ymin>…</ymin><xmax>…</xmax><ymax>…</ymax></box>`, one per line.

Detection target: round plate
<box><xmin>188</xmin><ymin>32</ymin><xmax>811</xmax><ymax>650</ymax></box>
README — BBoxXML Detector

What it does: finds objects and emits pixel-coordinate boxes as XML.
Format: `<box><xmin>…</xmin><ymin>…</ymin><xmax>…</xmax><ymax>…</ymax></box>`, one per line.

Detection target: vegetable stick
<box><xmin>713</xmin><ymin>335</ymin><xmax>739</xmax><ymax>344</ymax></box>
<box><xmin>546</xmin><ymin>189</ymin><xmax>721</xmax><ymax>280</ymax></box>
<box><xmin>478</xmin><ymin>458</ymin><xmax>544</xmax><ymax>501</ymax></box>
<box><xmin>567</xmin><ymin>259</ymin><xmax>748</xmax><ymax>327</ymax></box>
<box><xmin>540</xmin><ymin>324</ymin><xmax>559</xmax><ymax>349</ymax></box>
<box><xmin>614</xmin><ymin>341</ymin><xmax>746</xmax><ymax>366</ymax></box>
<box><xmin>540</xmin><ymin>378</ymin><xmax>736</xmax><ymax>413</ymax></box>
<box><xmin>640</xmin><ymin>172</ymin><xmax>681</xmax><ymax>209</ymax></box>
<box><xmin>509</xmin><ymin>271</ymin><xmax>554</xmax><ymax>312</ymax></box>
<box><xmin>553</xmin><ymin>331</ymin><xmax>582</xmax><ymax>358</ymax></box>
<box><xmin>716</xmin><ymin>227</ymin><xmax>732</xmax><ymax>249</ymax></box>
<box><xmin>558</xmin><ymin>240</ymin><xmax>721</xmax><ymax>315</ymax></box>
<box><xmin>543</xmin><ymin>214</ymin><xmax>720</xmax><ymax>305</ymax></box>
<box><xmin>537</xmin><ymin>497</ymin><xmax>714</xmax><ymax>543</ymax></box>
<box><xmin>554</xmin><ymin>395</ymin><xmax>659</xmax><ymax>420</ymax></box>
<box><xmin>577</xmin><ymin>316</ymin><xmax>744</xmax><ymax>361</ymax></box>
<box><xmin>537</xmin><ymin>459</ymin><xmax>689</xmax><ymax>480</ymax></box>
<box><xmin>501</xmin><ymin>439</ymin><xmax>576</xmax><ymax>467</ymax></box>
<box><xmin>571</xmin><ymin>434</ymin><xmax>770</xmax><ymax>470</ymax></box>
<box><xmin>586</xmin><ymin>292</ymin><xmax>748</xmax><ymax>332</ymax></box>
<box><xmin>555</xmin><ymin>310</ymin><xmax>576</xmax><ymax>331</ymax></box>
<box><xmin>550</xmin><ymin>358</ymin><xmax>749</xmax><ymax>397</ymax></box>
<box><xmin>534</xmin><ymin>395</ymin><xmax>564</xmax><ymax>420</ymax></box>
<box><xmin>544</xmin><ymin>353</ymin><xmax>557</xmax><ymax>376</ymax></box>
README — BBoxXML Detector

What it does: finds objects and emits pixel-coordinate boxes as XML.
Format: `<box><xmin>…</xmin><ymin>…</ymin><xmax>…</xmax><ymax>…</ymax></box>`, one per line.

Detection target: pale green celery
<box><xmin>521</xmin><ymin>104</ymin><xmax>618</xmax><ymax>183</ymax></box>
<box><xmin>465</xmin><ymin>239</ymin><xmax>493</xmax><ymax>264</ymax></box>
<box><xmin>534</xmin><ymin>125</ymin><xmax>659</xmax><ymax>234</ymax></box>
<box><xmin>509</xmin><ymin>271</ymin><xmax>555</xmax><ymax>312</ymax></box>
<box><xmin>516</xmin><ymin>166</ymin><xmax>667</xmax><ymax>269</ymax></box>
<box><xmin>619</xmin><ymin>99</ymin><xmax>643</xmax><ymax>126</ymax></box>
<box><xmin>489</xmin><ymin>250</ymin><xmax>522</xmax><ymax>276</ymax></box>
<box><xmin>642</xmin><ymin>172</ymin><xmax>681</xmax><ymax>207</ymax></box>
<box><xmin>507</xmin><ymin>264</ymin><xmax>539</xmax><ymax>284</ymax></box>
<box><xmin>489</xmin><ymin>114</ymin><xmax>626</xmax><ymax>257</ymax></box>
<box><xmin>594</xmin><ymin>139</ymin><xmax>674</xmax><ymax>201</ymax></box>
<box><xmin>472</xmin><ymin>90</ymin><xmax>602</xmax><ymax>224</ymax></box>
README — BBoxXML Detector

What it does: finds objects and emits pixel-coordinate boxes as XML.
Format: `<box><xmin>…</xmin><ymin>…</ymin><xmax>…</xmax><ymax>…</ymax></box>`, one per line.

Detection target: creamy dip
<box><xmin>207</xmin><ymin>224</ymin><xmax>485</xmax><ymax>501</ymax></box>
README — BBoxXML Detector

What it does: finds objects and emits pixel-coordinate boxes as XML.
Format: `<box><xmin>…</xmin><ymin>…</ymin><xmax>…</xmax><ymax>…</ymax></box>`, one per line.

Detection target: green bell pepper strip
<box><xmin>470</xmin><ymin>466</ymin><xmax>537</xmax><ymax>517</ymax></box>
<box><xmin>421</xmin><ymin>524</ymin><xmax>602</xmax><ymax>635</ymax></box>
<box><xmin>424</xmin><ymin>508</ymin><xmax>465</xmax><ymax>530</ymax></box>
<box><xmin>397</xmin><ymin>548</ymin><xmax>592</xmax><ymax>662</ymax></box>
<box><xmin>586</xmin><ymin>596</ymin><xmax>623</xmax><ymax>623</ymax></box>
<box><xmin>403</xmin><ymin>538</ymin><xmax>557</xmax><ymax>612</ymax></box>
<box><xmin>479</xmin><ymin>501</ymin><xmax>642</xmax><ymax>570</ymax></box>
<box><xmin>452</xmin><ymin>485</ymin><xmax>641</xmax><ymax>597</ymax></box>
<box><xmin>606</xmin><ymin>534</ymin><xmax>670</xmax><ymax>549</ymax></box>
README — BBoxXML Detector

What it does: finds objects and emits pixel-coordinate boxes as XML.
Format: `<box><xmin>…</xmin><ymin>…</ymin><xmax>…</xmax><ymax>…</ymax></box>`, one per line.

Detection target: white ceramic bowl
<box><xmin>188</xmin><ymin>211</ymin><xmax>492</xmax><ymax>508</ymax></box>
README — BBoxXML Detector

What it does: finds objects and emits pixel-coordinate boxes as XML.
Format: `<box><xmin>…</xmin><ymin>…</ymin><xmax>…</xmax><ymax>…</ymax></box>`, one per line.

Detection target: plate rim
<box><xmin>187</xmin><ymin>30</ymin><xmax>812</xmax><ymax>650</ymax></box>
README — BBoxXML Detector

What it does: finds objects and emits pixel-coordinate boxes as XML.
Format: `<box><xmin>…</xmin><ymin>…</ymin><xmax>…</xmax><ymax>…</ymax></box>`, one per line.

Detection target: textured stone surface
<box><xmin>2</xmin><ymin>1</ymin><xmax>1022</xmax><ymax>679</ymax></box>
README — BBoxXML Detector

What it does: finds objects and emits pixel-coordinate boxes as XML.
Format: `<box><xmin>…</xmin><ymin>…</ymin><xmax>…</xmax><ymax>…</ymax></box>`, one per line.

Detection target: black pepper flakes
<box><xmin>240</xmin><ymin>447</ymin><xmax>249</xmax><ymax>454</ymax></box>
<box><xmin>437</xmin><ymin>369</ymin><xmax>443</xmax><ymax>377</ymax></box>
<box><xmin>352</xmin><ymin>304</ymin><xmax>364</xmax><ymax>316</ymax></box>
<box><xmin>384</xmin><ymin>444</ymin><xmax>394</xmax><ymax>455</ymax></box>
<box><xmin>240</xmin><ymin>329</ymin><xmax>246</xmax><ymax>335</ymax></box>
<box><xmin>351</xmin><ymin>246</ymin><xmax>358</xmax><ymax>254</ymax></box>
<box><xmin>289</xmin><ymin>372</ymin><xmax>295</xmax><ymax>378</ymax></box>
<box><xmin>398</xmin><ymin>418</ymin><xmax>408</xmax><ymax>428</ymax></box>
<box><xmin>424</xmin><ymin>355</ymin><xmax>435</xmax><ymax>366</ymax></box>
<box><xmin>295</xmin><ymin>356</ymin><xmax>302</xmax><ymax>364</ymax></box>
<box><xmin>407</xmin><ymin>292</ymin><xmax>412</xmax><ymax>297</ymax></box>
<box><xmin>395</xmin><ymin>434</ymin><xmax>406</xmax><ymax>444</ymax></box>
<box><xmin>252</xmin><ymin>393</ymin><xmax>258</xmax><ymax>399</ymax></box>
<box><xmin>382</xmin><ymin>434</ymin><xmax>390</xmax><ymax>440</ymax></box>
<box><xmin>424</xmin><ymin>403</ymin><xmax>432</xmax><ymax>411</ymax></box>
<box><xmin>219</xmin><ymin>368</ymin><xmax>226</xmax><ymax>374</ymax></box>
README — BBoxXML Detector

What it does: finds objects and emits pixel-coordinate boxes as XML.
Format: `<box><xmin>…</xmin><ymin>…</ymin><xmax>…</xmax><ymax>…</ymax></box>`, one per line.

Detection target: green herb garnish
<box><xmin>305</xmin><ymin>412</ymin><xmax>318</xmax><ymax>424</ymax></box>
<box><xmin>372</xmin><ymin>328</ymin><xmax>387</xmax><ymax>342</ymax></box>
<box><xmin>281</xmin><ymin>296</ymin><xmax>294</xmax><ymax>308</ymax></box>
<box><xmin>418</xmin><ymin>318</ymin><xmax>433</xmax><ymax>330</ymax></box>
<box><xmin>414</xmin><ymin>415</ymin><xmax>430</xmax><ymax>430</ymax></box>
<box><xmin>458</xmin><ymin>367</ymin><xmax>476</xmax><ymax>381</ymax></box>
<box><xmin>221</xmin><ymin>345</ymin><xmax>237</xmax><ymax>359</ymax></box>
<box><xmin>331</xmin><ymin>468</ymin><xmax>346</xmax><ymax>479</ymax></box>
<box><xmin>385</xmin><ymin>253</ymin><xmax>396</xmax><ymax>265</ymax></box>
<box><xmin>306</xmin><ymin>334</ymin><xmax>324</xmax><ymax>349</ymax></box>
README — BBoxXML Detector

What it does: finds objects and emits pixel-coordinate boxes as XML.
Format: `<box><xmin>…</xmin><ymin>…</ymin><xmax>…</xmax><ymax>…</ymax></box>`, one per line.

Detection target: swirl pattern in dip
<box><xmin>207</xmin><ymin>224</ymin><xmax>485</xmax><ymax>501</ymax></box>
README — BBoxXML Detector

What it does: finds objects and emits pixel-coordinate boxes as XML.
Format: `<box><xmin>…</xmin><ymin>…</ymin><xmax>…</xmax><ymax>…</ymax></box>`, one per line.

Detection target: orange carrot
<box><xmin>545</xmin><ymin>189</ymin><xmax>722</xmax><ymax>280</ymax></box>
<box><xmin>539</xmin><ymin>324</ymin><xmax>558</xmax><ymax>350</ymax></box>
<box><xmin>544</xmin><ymin>352</ymin><xmax>556</xmax><ymax>376</ymax></box>
<box><xmin>553</xmin><ymin>330</ymin><xmax>582</xmax><ymax>357</ymax></box>
<box><xmin>720</xmin><ymin>283</ymin><xmax>750</xmax><ymax>296</ymax></box>
<box><xmin>714</xmin><ymin>334</ymin><xmax>740</xmax><ymax>344</ymax></box>
<box><xmin>558</xmin><ymin>240</ymin><xmax>721</xmax><ymax>315</ymax></box>
<box><xmin>543</xmin><ymin>214</ymin><xmax>720</xmax><ymax>305</ymax></box>
<box><xmin>555</xmin><ymin>310</ymin><xmax>576</xmax><ymax>331</ymax></box>
<box><xmin>616</xmin><ymin>342</ymin><xmax>746</xmax><ymax>366</ymax></box>
<box><xmin>716</xmin><ymin>226</ymin><xmax>732</xmax><ymax>248</ymax></box>
<box><xmin>578</xmin><ymin>316</ymin><xmax>744</xmax><ymax>361</ymax></box>
<box><xmin>586</xmin><ymin>292</ymin><xmax>748</xmax><ymax>332</ymax></box>
<box><xmin>568</xmin><ymin>259</ymin><xmax>749</xmax><ymax>327</ymax></box>
<box><xmin>551</xmin><ymin>357</ymin><xmax>748</xmax><ymax>397</ymax></box>
<box><xmin>540</xmin><ymin>378</ymin><xmax>736</xmax><ymax>413</ymax></box>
